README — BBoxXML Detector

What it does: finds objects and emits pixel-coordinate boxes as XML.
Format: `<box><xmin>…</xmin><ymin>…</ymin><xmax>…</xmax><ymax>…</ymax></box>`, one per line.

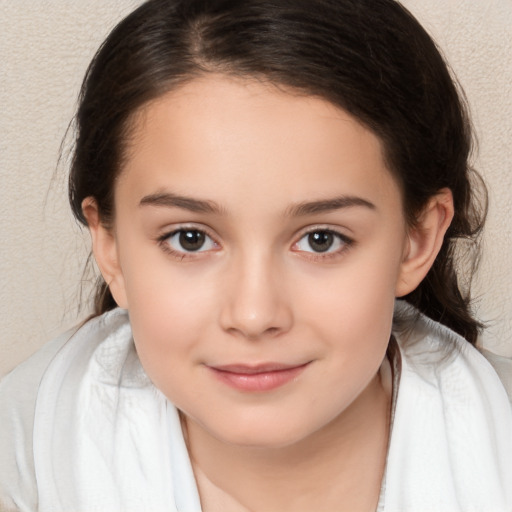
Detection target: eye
<box><xmin>163</xmin><ymin>228</ymin><xmax>217</xmax><ymax>253</ymax></box>
<box><xmin>294</xmin><ymin>229</ymin><xmax>350</xmax><ymax>254</ymax></box>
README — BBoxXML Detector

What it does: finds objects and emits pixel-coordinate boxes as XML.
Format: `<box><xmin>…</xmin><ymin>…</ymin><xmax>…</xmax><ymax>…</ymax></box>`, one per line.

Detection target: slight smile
<box><xmin>206</xmin><ymin>362</ymin><xmax>312</xmax><ymax>392</ymax></box>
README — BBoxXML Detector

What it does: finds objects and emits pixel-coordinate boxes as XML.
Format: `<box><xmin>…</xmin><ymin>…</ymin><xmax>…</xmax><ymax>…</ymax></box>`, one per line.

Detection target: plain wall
<box><xmin>1</xmin><ymin>0</ymin><xmax>511</xmax><ymax>377</ymax></box>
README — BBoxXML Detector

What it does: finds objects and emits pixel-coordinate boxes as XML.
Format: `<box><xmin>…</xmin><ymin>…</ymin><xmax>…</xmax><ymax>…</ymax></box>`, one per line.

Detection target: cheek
<box><xmin>121</xmin><ymin>257</ymin><xmax>218</xmax><ymax>383</ymax></box>
<box><xmin>297</xmin><ymin>244</ymin><xmax>402</xmax><ymax>328</ymax></box>
<box><xmin>292</xmin><ymin>244</ymin><xmax>402</xmax><ymax>381</ymax></box>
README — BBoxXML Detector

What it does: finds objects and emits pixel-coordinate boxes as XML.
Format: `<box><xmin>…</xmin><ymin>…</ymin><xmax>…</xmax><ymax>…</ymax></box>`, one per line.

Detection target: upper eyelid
<box><xmin>156</xmin><ymin>223</ymin><xmax>353</xmax><ymax>246</ymax></box>
<box><xmin>157</xmin><ymin>226</ymin><xmax>219</xmax><ymax>258</ymax></box>
<box><xmin>294</xmin><ymin>225</ymin><xmax>353</xmax><ymax>241</ymax></box>
<box><xmin>158</xmin><ymin>223</ymin><xmax>217</xmax><ymax>241</ymax></box>
<box><xmin>291</xmin><ymin>226</ymin><xmax>355</xmax><ymax>255</ymax></box>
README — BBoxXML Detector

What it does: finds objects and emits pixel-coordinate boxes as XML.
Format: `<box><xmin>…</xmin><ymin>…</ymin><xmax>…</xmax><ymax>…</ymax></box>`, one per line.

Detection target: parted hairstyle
<box><xmin>69</xmin><ymin>0</ymin><xmax>486</xmax><ymax>344</ymax></box>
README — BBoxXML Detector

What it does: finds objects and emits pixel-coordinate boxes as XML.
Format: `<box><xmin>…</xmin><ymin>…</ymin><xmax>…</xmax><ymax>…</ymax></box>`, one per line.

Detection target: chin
<box><xmin>201</xmin><ymin>414</ymin><xmax>328</xmax><ymax>450</ymax></box>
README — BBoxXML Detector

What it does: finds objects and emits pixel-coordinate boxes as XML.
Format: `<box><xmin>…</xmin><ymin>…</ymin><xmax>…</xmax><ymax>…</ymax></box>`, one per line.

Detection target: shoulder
<box><xmin>0</xmin><ymin>309</ymin><xmax>130</xmax><ymax>511</ymax></box>
<box><xmin>478</xmin><ymin>347</ymin><xmax>512</xmax><ymax>405</ymax></box>
<box><xmin>392</xmin><ymin>300</ymin><xmax>512</xmax><ymax>457</ymax></box>
<box><xmin>0</xmin><ymin>329</ymin><xmax>73</xmax><ymax>511</ymax></box>
<box><xmin>386</xmin><ymin>301</ymin><xmax>512</xmax><ymax>510</ymax></box>
<box><xmin>393</xmin><ymin>299</ymin><xmax>511</xmax><ymax>406</ymax></box>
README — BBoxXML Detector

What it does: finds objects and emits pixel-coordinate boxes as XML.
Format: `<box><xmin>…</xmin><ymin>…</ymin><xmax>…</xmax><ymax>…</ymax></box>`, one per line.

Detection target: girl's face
<box><xmin>98</xmin><ymin>75</ymin><xmax>413</xmax><ymax>448</ymax></box>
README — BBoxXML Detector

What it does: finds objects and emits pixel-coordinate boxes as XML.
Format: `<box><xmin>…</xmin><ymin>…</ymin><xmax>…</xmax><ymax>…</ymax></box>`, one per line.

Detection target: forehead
<box><xmin>117</xmin><ymin>74</ymin><xmax>401</xmax><ymax>214</ymax></box>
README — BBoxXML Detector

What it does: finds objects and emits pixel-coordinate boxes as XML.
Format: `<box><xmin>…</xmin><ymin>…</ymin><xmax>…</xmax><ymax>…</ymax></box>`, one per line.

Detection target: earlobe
<box><xmin>81</xmin><ymin>197</ymin><xmax>128</xmax><ymax>309</ymax></box>
<box><xmin>395</xmin><ymin>188</ymin><xmax>454</xmax><ymax>297</ymax></box>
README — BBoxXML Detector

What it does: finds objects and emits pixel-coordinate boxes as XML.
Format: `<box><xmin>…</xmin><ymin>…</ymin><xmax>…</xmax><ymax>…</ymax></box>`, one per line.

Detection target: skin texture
<box><xmin>83</xmin><ymin>75</ymin><xmax>454</xmax><ymax>511</ymax></box>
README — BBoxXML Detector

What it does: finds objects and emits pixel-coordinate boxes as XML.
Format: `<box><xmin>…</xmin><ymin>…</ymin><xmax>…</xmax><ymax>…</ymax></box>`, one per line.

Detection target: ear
<box><xmin>82</xmin><ymin>197</ymin><xmax>128</xmax><ymax>309</ymax></box>
<box><xmin>395</xmin><ymin>188</ymin><xmax>454</xmax><ymax>297</ymax></box>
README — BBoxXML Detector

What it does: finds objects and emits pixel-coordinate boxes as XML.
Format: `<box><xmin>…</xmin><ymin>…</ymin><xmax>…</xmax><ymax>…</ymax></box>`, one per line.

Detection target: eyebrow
<box><xmin>139</xmin><ymin>191</ymin><xmax>375</xmax><ymax>216</ymax></box>
<box><xmin>286</xmin><ymin>196</ymin><xmax>376</xmax><ymax>216</ymax></box>
<box><xmin>139</xmin><ymin>192</ymin><xmax>223</xmax><ymax>214</ymax></box>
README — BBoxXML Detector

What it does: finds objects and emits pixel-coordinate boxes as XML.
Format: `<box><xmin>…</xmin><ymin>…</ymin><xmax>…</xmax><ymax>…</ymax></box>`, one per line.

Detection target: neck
<box><xmin>184</xmin><ymin>361</ymin><xmax>392</xmax><ymax>512</ymax></box>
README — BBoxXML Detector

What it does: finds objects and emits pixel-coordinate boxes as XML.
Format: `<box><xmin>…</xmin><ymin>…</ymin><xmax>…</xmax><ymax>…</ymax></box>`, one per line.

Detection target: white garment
<box><xmin>0</xmin><ymin>303</ymin><xmax>511</xmax><ymax>512</ymax></box>
<box><xmin>382</xmin><ymin>310</ymin><xmax>512</xmax><ymax>511</ymax></box>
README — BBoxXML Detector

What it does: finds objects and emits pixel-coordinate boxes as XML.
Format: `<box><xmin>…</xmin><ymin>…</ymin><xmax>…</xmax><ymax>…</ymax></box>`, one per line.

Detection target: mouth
<box><xmin>206</xmin><ymin>362</ymin><xmax>311</xmax><ymax>392</ymax></box>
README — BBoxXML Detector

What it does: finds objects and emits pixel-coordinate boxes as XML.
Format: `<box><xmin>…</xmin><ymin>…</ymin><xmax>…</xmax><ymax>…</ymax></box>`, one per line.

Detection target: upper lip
<box><xmin>207</xmin><ymin>362</ymin><xmax>310</xmax><ymax>374</ymax></box>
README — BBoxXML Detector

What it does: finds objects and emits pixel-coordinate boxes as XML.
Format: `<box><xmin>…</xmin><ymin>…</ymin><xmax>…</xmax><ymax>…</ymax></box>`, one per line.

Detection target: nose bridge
<box><xmin>220</xmin><ymin>247</ymin><xmax>292</xmax><ymax>339</ymax></box>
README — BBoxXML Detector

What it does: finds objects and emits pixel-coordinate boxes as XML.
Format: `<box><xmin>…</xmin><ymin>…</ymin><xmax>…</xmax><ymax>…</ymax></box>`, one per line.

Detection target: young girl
<box><xmin>1</xmin><ymin>0</ymin><xmax>511</xmax><ymax>511</ymax></box>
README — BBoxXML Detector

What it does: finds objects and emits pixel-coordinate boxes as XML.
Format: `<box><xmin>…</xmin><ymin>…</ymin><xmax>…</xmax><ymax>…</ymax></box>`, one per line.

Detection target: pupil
<box><xmin>308</xmin><ymin>231</ymin><xmax>333</xmax><ymax>252</ymax></box>
<box><xmin>179</xmin><ymin>230</ymin><xmax>205</xmax><ymax>251</ymax></box>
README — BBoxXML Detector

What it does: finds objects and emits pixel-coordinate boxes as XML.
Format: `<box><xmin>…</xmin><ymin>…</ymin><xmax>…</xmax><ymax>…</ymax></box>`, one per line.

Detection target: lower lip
<box><xmin>208</xmin><ymin>363</ymin><xmax>310</xmax><ymax>392</ymax></box>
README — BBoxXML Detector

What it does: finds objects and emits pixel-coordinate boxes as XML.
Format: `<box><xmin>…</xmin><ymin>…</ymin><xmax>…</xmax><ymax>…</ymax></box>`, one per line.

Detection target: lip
<box><xmin>206</xmin><ymin>362</ymin><xmax>311</xmax><ymax>392</ymax></box>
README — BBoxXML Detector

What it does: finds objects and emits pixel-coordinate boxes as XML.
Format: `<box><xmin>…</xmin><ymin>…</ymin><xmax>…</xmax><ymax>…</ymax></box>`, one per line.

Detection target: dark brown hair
<box><xmin>69</xmin><ymin>0</ymin><xmax>486</xmax><ymax>343</ymax></box>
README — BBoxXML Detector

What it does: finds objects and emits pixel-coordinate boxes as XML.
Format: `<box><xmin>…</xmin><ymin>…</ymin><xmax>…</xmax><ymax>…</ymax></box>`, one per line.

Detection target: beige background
<box><xmin>1</xmin><ymin>0</ymin><xmax>511</xmax><ymax>377</ymax></box>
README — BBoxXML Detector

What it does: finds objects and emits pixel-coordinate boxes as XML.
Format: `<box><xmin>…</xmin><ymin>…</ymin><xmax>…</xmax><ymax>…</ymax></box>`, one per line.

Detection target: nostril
<box><xmin>219</xmin><ymin>274</ymin><xmax>294</xmax><ymax>339</ymax></box>
<box><xmin>244</xmin><ymin>326</ymin><xmax>282</xmax><ymax>341</ymax></box>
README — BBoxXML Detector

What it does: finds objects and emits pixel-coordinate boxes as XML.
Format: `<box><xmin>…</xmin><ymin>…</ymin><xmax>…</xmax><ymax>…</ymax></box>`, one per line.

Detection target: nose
<box><xmin>219</xmin><ymin>253</ymin><xmax>294</xmax><ymax>340</ymax></box>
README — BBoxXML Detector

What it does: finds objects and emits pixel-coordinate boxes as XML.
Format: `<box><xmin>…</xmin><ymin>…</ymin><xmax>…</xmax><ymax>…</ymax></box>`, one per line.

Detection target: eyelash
<box><xmin>156</xmin><ymin>226</ymin><xmax>354</xmax><ymax>261</ymax></box>
<box><xmin>292</xmin><ymin>228</ymin><xmax>354</xmax><ymax>262</ymax></box>
<box><xmin>157</xmin><ymin>226</ymin><xmax>219</xmax><ymax>260</ymax></box>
